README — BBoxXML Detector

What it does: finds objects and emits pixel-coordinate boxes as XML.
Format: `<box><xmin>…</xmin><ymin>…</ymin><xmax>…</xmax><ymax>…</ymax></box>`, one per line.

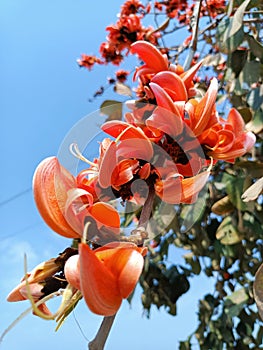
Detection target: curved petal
<box><xmin>88</xmin><ymin>202</ymin><xmax>120</xmax><ymax>229</ymax></box>
<box><xmin>226</xmin><ymin>108</ymin><xmax>245</xmax><ymax>136</ymax></box>
<box><xmin>95</xmin><ymin>241</ymin><xmax>148</xmax><ymax>257</ymax></box>
<box><xmin>79</xmin><ymin>243</ymin><xmax>122</xmax><ymax>316</ymax></box>
<box><xmin>181</xmin><ymin>60</ymin><xmax>203</xmax><ymax>90</ymax></box>
<box><xmin>131</xmin><ymin>41</ymin><xmax>168</xmax><ymax>72</ymax></box>
<box><xmin>116</xmin><ymin>137</ymin><xmax>153</xmax><ymax>161</ymax></box>
<box><xmin>98</xmin><ymin>141</ymin><xmax>117</xmax><ymax>188</ymax></box>
<box><xmin>155</xmin><ymin>167</ymin><xmax>211</xmax><ymax>204</ymax></box>
<box><xmin>64</xmin><ymin>255</ymin><xmax>81</xmax><ymax>290</ymax></box>
<box><xmin>111</xmin><ymin>159</ymin><xmax>139</xmax><ymax>188</ymax></box>
<box><xmin>33</xmin><ymin>157</ymin><xmax>79</xmax><ymax>238</ymax></box>
<box><xmin>94</xmin><ymin>243</ymin><xmax>146</xmax><ymax>299</ymax></box>
<box><xmin>64</xmin><ymin>187</ymin><xmax>94</xmax><ymax>233</ymax></box>
<box><xmin>102</xmin><ymin>121</ymin><xmax>133</xmax><ymax>138</ymax></box>
<box><xmin>146</xmin><ymin>105</ymin><xmax>184</xmax><ymax>138</ymax></box>
<box><xmin>190</xmin><ymin>78</ymin><xmax>218</xmax><ymax>136</ymax></box>
<box><xmin>151</xmin><ymin>71</ymin><xmax>188</xmax><ymax>101</ymax></box>
<box><xmin>105</xmin><ymin>249</ymin><xmax>144</xmax><ymax>299</ymax></box>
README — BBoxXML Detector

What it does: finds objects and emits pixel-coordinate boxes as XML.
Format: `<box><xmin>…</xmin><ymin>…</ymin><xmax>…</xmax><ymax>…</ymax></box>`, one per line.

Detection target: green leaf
<box><xmin>228</xmin><ymin>49</ymin><xmax>248</xmax><ymax>78</ymax></box>
<box><xmin>147</xmin><ymin>202</ymin><xmax>177</xmax><ymax>239</ymax></box>
<box><xmin>236</xmin><ymin>161</ymin><xmax>263</xmax><ymax>178</ymax></box>
<box><xmin>100</xmin><ymin>100</ymin><xmax>123</xmax><ymax>122</ymax></box>
<box><xmin>246</xmin><ymin>34</ymin><xmax>263</xmax><ymax>63</ymax></box>
<box><xmin>247</xmin><ymin>86</ymin><xmax>263</xmax><ymax>111</ymax></box>
<box><xmin>180</xmin><ymin>190</ymin><xmax>208</xmax><ymax>233</ymax></box>
<box><xmin>225</xmin><ymin>288</ymin><xmax>249</xmax><ymax>318</ymax></box>
<box><xmin>253</xmin><ymin>263</ymin><xmax>263</xmax><ymax>320</ymax></box>
<box><xmin>216</xmin><ymin>17</ymin><xmax>244</xmax><ymax>53</ymax></box>
<box><xmin>216</xmin><ymin>216</ymin><xmax>244</xmax><ymax>245</ymax></box>
<box><xmin>223</xmin><ymin>0</ymin><xmax>251</xmax><ymax>40</ymax></box>
<box><xmin>238</xmin><ymin>60</ymin><xmax>261</xmax><ymax>89</ymax></box>
<box><xmin>246</xmin><ymin>108</ymin><xmax>263</xmax><ymax>133</ymax></box>
<box><xmin>225</xmin><ymin>176</ymin><xmax>248</xmax><ymax>211</ymax></box>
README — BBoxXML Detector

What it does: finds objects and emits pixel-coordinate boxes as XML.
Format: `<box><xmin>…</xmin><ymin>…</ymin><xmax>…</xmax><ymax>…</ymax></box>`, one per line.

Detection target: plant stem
<box><xmin>88</xmin><ymin>184</ymin><xmax>155</xmax><ymax>350</ymax></box>
<box><xmin>138</xmin><ymin>183</ymin><xmax>155</xmax><ymax>229</ymax></box>
<box><xmin>183</xmin><ymin>0</ymin><xmax>202</xmax><ymax>71</ymax></box>
<box><xmin>88</xmin><ymin>314</ymin><xmax>116</xmax><ymax>350</ymax></box>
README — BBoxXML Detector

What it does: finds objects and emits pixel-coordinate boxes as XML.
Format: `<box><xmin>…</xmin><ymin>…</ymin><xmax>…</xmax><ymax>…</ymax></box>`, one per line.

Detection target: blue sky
<box><xmin>0</xmin><ymin>1</ymin><xmax>214</xmax><ymax>349</ymax></box>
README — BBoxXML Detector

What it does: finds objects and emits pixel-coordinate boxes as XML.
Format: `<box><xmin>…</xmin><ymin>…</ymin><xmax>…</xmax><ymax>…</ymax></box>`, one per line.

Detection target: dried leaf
<box><xmin>241</xmin><ymin>177</ymin><xmax>263</xmax><ymax>202</ymax></box>
<box><xmin>114</xmin><ymin>82</ymin><xmax>132</xmax><ymax>97</ymax></box>
<box><xmin>146</xmin><ymin>18</ymin><xmax>170</xmax><ymax>37</ymax></box>
<box><xmin>211</xmin><ymin>196</ymin><xmax>235</xmax><ymax>215</ymax></box>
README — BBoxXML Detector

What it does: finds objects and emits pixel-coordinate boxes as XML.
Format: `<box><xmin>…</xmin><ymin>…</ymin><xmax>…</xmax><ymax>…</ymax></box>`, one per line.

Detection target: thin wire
<box><xmin>0</xmin><ymin>222</ymin><xmax>42</xmax><ymax>242</ymax></box>
<box><xmin>0</xmin><ymin>187</ymin><xmax>32</xmax><ymax>207</ymax></box>
<box><xmin>73</xmin><ymin>308</ymin><xmax>90</xmax><ymax>342</ymax></box>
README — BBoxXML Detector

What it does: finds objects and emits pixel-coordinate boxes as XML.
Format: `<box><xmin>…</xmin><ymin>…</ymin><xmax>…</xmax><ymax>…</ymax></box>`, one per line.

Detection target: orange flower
<box><xmin>199</xmin><ymin>108</ymin><xmax>256</xmax><ymax>162</ymax></box>
<box><xmin>131</xmin><ymin>40</ymin><xmax>203</xmax><ymax>98</ymax></box>
<box><xmin>64</xmin><ymin>242</ymin><xmax>147</xmax><ymax>316</ymax></box>
<box><xmin>154</xmin><ymin>161</ymin><xmax>212</xmax><ymax>204</ymax></box>
<box><xmin>99</xmin><ymin>121</ymin><xmax>153</xmax><ymax>190</ymax></box>
<box><xmin>33</xmin><ymin>157</ymin><xmax>120</xmax><ymax>239</ymax></box>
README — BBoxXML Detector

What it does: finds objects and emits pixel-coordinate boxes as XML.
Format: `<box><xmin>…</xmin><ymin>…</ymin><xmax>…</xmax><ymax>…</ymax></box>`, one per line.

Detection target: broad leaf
<box><xmin>246</xmin><ymin>108</ymin><xmax>263</xmax><ymax>133</ymax></box>
<box><xmin>180</xmin><ymin>190</ymin><xmax>208</xmax><ymax>233</ymax></box>
<box><xmin>247</xmin><ymin>86</ymin><xmax>263</xmax><ymax>111</ymax></box>
<box><xmin>236</xmin><ymin>161</ymin><xmax>263</xmax><ymax>178</ymax></box>
<box><xmin>225</xmin><ymin>288</ymin><xmax>249</xmax><ymax>318</ymax></box>
<box><xmin>216</xmin><ymin>217</ymin><xmax>244</xmax><ymax>245</ymax></box>
<box><xmin>223</xmin><ymin>0</ymin><xmax>251</xmax><ymax>40</ymax></box>
<box><xmin>100</xmin><ymin>100</ymin><xmax>123</xmax><ymax>122</ymax></box>
<box><xmin>253</xmin><ymin>263</ymin><xmax>263</xmax><ymax>320</ymax></box>
<box><xmin>225</xmin><ymin>176</ymin><xmax>249</xmax><ymax>211</ymax></box>
<box><xmin>246</xmin><ymin>34</ymin><xmax>263</xmax><ymax>63</ymax></box>
<box><xmin>216</xmin><ymin>17</ymin><xmax>244</xmax><ymax>53</ymax></box>
<box><xmin>239</xmin><ymin>61</ymin><xmax>261</xmax><ymax>89</ymax></box>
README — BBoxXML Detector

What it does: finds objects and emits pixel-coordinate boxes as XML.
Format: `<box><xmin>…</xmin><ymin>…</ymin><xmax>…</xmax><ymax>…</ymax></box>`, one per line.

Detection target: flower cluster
<box><xmin>77</xmin><ymin>0</ymin><xmax>156</xmax><ymax>69</ymax></box>
<box><xmin>7</xmin><ymin>41</ymin><xmax>255</xmax><ymax>320</ymax></box>
<box><xmin>154</xmin><ymin>0</ymin><xmax>226</xmax><ymax>22</ymax></box>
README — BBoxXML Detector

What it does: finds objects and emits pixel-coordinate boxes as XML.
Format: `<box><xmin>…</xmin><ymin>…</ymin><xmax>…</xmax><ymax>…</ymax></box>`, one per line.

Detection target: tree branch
<box><xmin>183</xmin><ymin>0</ymin><xmax>202</xmax><ymax>71</ymax></box>
<box><xmin>88</xmin><ymin>314</ymin><xmax>116</xmax><ymax>350</ymax></box>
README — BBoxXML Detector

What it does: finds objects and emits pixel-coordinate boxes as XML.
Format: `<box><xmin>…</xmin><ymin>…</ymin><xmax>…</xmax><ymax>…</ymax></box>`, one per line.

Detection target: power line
<box><xmin>0</xmin><ymin>222</ymin><xmax>41</xmax><ymax>242</ymax></box>
<box><xmin>0</xmin><ymin>187</ymin><xmax>32</xmax><ymax>207</ymax></box>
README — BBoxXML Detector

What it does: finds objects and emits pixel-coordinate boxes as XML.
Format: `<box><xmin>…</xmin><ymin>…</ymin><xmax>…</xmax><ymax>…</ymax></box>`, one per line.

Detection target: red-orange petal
<box><xmin>181</xmin><ymin>60</ymin><xmax>203</xmax><ymax>90</ymax></box>
<box><xmin>94</xmin><ymin>243</ymin><xmax>145</xmax><ymax>299</ymax></box>
<box><xmin>79</xmin><ymin>243</ymin><xmax>122</xmax><ymax>316</ymax></box>
<box><xmin>155</xmin><ymin>167</ymin><xmax>211</xmax><ymax>204</ymax></box>
<box><xmin>64</xmin><ymin>255</ymin><xmax>81</xmax><ymax>290</ymax></box>
<box><xmin>131</xmin><ymin>41</ymin><xmax>168</xmax><ymax>72</ymax></box>
<box><xmin>88</xmin><ymin>202</ymin><xmax>120</xmax><ymax>229</ymax></box>
<box><xmin>226</xmin><ymin>108</ymin><xmax>245</xmax><ymax>136</ymax></box>
<box><xmin>151</xmin><ymin>71</ymin><xmax>188</xmax><ymax>101</ymax></box>
<box><xmin>33</xmin><ymin>157</ymin><xmax>79</xmax><ymax>238</ymax></box>
<box><xmin>191</xmin><ymin>78</ymin><xmax>218</xmax><ymax>136</ymax></box>
<box><xmin>98</xmin><ymin>141</ymin><xmax>117</xmax><ymax>188</ymax></box>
